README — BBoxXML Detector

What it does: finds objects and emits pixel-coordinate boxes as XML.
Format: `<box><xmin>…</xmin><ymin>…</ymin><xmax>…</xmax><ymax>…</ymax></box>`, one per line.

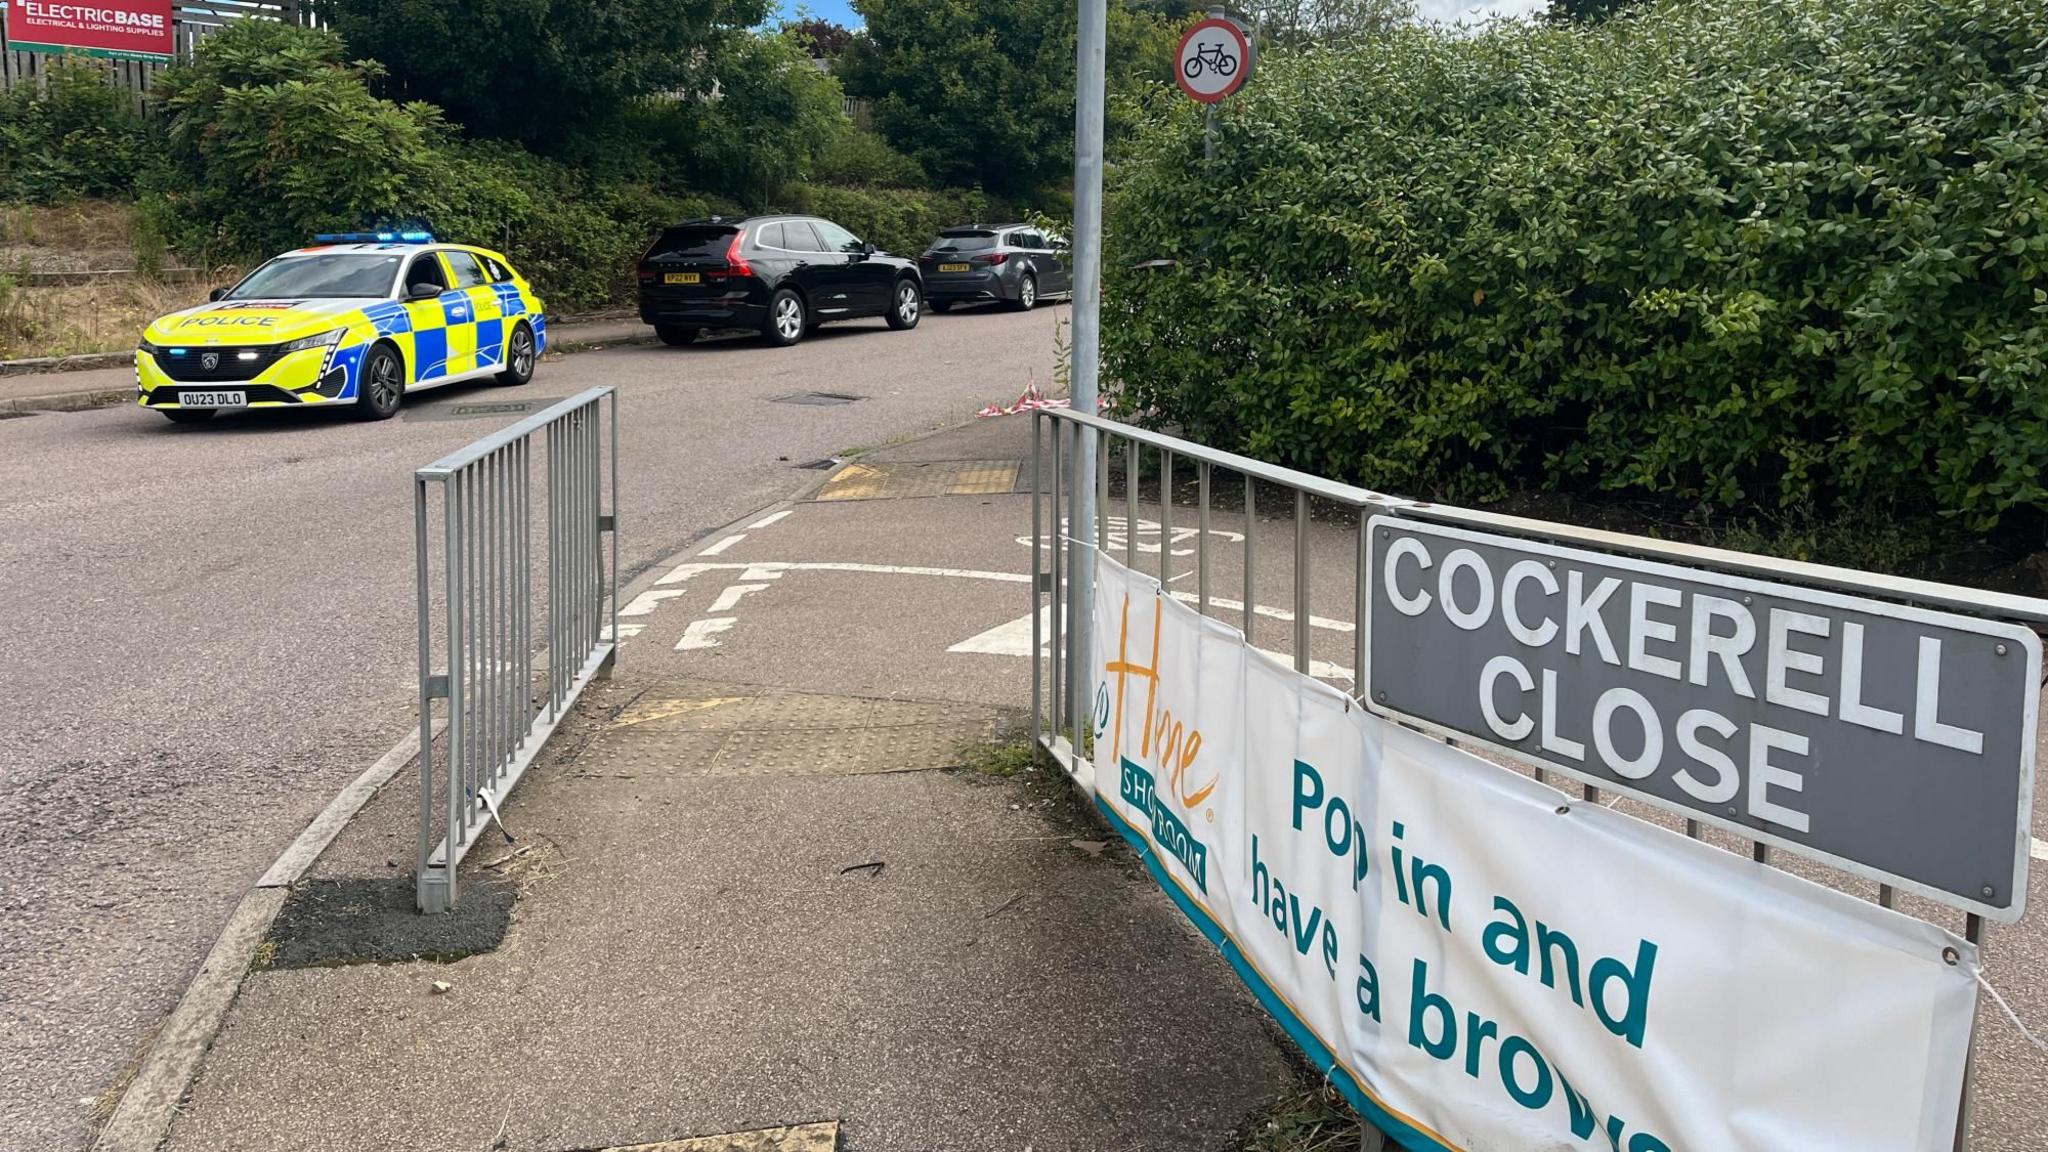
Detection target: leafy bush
<box><xmin>775</xmin><ymin>182</ymin><xmax>998</xmax><ymax>257</ymax></box>
<box><xmin>141</xmin><ymin>20</ymin><xmax>445</xmax><ymax>262</ymax></box>
<box><xmin>1102</xmin><ymin>0</ymin><xmax>2048</xmax><ymax>529</ymax></box>
<box><xmin>840</xmin><ymin>0</ymin><xmax>1175</xmax><ymax>198</ymax></box>
<box><xmin>430</xmin><ymin>140</ymin><xmax>721</xmax><ymax>312</ymax></box>
<box><xmin>0</xmin><ymin>60</ymin><xmax>158</xmax><ymax>201</ymax></box>
<box><xmin>138</xmin><ymin>20</ymin><xmax>727</xmax><ymax>313</ymax></box>
<box><xmin>814</xmin><ymin>125</ymin><xmax>929</xmax><ymax>189</ymax></box>
<box><xmin>657</xmin><ymin>29</ymin><xmax>850</xmax><ymax>205</ymax></box>
<box><xmin>314</xmin><ymin>0</ymin><xmax>771</xmax><ymax>148</ymax></box>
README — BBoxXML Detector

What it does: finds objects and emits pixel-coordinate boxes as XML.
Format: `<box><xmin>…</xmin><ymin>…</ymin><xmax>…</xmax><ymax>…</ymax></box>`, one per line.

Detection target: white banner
<box><xmin>1088</xmin><ymin>553</ymin><xmax>1978</xmax><ymax>1152</ymax></box>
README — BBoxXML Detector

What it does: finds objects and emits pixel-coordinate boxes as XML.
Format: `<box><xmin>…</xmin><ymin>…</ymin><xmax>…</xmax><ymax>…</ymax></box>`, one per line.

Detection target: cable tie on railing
<box><xmin>469</xmin><ymin>786</ymin><xmax>515</xmax><ymax>844</ymax></box>
<box><xmin>1978</xmin><ymin>971</ymin><xmax>2048</xmax><ymax>1054</ymax></box>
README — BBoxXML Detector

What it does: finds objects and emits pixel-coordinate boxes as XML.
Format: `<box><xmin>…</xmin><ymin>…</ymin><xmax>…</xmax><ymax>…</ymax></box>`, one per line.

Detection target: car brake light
<box><xmin>636</xmin><ymin>270</ymin><xmax>656</xmax><ymax>281</ymax></box>
<box><xmin>724</xmin><ymin>230</ymin><xmax>753</xmax><ymax>279</ymax></box>
<box><xmin>975</xmin><ymin>252</ymin><xmax>1009</xmax><ymax>265</ymax></box>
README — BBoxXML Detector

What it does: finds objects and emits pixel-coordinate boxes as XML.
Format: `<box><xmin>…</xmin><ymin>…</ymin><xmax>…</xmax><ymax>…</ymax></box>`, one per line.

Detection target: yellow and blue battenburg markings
<box><xmin>132</xmin><ymin>242</ymin><xmax>549</xmax><ymax>411</ymax></box>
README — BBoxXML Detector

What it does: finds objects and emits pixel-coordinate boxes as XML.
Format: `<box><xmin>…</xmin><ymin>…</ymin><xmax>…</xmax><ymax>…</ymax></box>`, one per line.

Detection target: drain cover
<box><xmin>793</xmin><ymin>457</ymin><xmax>838</xmax><ymax>470</ymax></box>
<box><xmin>405</xmin><ymin>397</ymin><xmax>560</xmax><ymax>423</ymax></box>
<box><xmin>771</xmin><ymin>392</ymin><xmax>863</xmax><ymax>406</ymax></box>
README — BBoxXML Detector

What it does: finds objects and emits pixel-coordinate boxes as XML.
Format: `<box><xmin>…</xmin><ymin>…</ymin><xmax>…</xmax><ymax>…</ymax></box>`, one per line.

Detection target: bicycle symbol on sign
<box><xmin>1183</xmin><ymin>41</ymin><xmax>1239</xmax><ymax>80</ymax></box>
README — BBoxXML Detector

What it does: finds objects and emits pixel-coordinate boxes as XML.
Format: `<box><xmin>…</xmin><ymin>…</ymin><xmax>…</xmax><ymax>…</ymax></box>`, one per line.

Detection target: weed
<box><xmin>956</xmin><ymin>739</ymin><xmax>1035</xmax><ymax>778</ymax></box>
<box><xmin>1241</xmin><ymin>1080</ymin><xmax>1369</xmax><ymax>1152</ymax></box>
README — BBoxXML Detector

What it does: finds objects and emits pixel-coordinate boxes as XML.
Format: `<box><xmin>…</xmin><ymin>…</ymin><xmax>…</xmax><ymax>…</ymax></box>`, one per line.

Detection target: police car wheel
<box><xmin>498</xmin><ymin>322</ymin><xmax>537</xmax><ymax>384</ymax></box>
<box><xmin>356</xmin><ymin>344</ymin><xmax>404</xmax><ymax>421</ymax></box>
<box><xmin>763</xmin><ymin>289</ymin><xmax>805</xmax><ymax>347</ymax></box>
<box><xmin>162</xmin><ymin>408</ymin><xmax>215</xmax><ymax>424</ymax></box>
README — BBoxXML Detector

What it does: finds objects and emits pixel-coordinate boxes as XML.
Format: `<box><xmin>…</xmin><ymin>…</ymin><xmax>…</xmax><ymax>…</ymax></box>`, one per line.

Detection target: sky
<box><xmin>775</xmin><ymin>0</ymin><xmax>1550</xmax><ymax>31</ymax></box>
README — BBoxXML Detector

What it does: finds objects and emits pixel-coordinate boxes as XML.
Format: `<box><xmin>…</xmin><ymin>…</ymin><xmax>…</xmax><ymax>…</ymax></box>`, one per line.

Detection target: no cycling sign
<box><xmin>1176</xmin><ymin>16</ymin><xmax>1253</xmax><ymax>104</ymax></box>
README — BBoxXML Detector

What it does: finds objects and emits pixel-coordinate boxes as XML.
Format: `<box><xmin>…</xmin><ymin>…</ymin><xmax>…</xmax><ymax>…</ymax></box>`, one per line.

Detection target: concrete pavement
<box><xmin>415</xmin><ymin>411</ymin><xmax>2048</xmax><ymax>1151</ymax></box>
<box><xmin>0</xmin><ymin>305</ymin><xmax>1068</xmax><ymax>1151</ymax></box>
<box><xmin>155</xmin><ymin>410</ymin><xmax>1303</xmax><ymax>1151</ymax></box>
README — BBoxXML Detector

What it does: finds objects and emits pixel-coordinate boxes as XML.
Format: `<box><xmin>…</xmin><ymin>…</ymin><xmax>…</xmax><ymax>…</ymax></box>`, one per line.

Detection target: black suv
<box><xmin>636</xmin><ymin>215</ymin><xmax>924</xmax><ymax>348</ymax></box>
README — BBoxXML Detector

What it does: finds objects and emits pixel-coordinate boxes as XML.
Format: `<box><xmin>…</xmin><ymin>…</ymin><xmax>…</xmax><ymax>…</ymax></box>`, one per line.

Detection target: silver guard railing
<box><xmin>414</xmin><ymin>386</ymin><xmax>619</xmax><ymax>913</ymax></box>
<box><xmin>1029</xmin><ymin>404</ymin><xmax>2048</xmax><ymax>1152</ymax></box>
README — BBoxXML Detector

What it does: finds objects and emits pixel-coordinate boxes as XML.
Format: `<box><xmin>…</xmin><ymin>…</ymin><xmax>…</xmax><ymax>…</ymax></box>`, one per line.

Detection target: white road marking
<box><xmin>699</xmin><ymin>534</ymin><xmax>746</xmax><ymax>556</ymax></box>
<box><xmin>620</xmin><ymin>588</ymin><xmax>688</xmax><ymax>617</ymax></box>
<box><xmin>615</xmin><ymin>623</ymin><xmax>648</xmax><ymax>639</ymax></box>
<box><xmin>947</xmin><ymin>608</ymin><xmax>1353</xmax><ymax>683</ymax></box>
<box><xmin>709</xmin><ymin>583</ymin><xmax>770</xmax><ymax>613</ymax></box>
<box><xmin>1166</xmin><ymin>589</ymin><xmax>1353</xmax><ymax>633</ymax></box>
<box><xmin>659</xmin><ymin>561</ymin><xmax>1030</xmax><ymax>586</ymax></box>
<box><xmin>747</xmin><ymin>510</ymin><xmax>794</xmax><ymax>529</ymax></box>
<box><xmin>676</xmin><ymin>617</ymin><xmax>737</xmax><ymax>651</ymax></box>
<box><xmin>949</xmin><ymin>608</ymin><xmax>1053</xmax><ymax>655</ymax></box>
<box><xmin>2033</xmin><ymin>837</ymin><xmax>2048</xmax><ymax>862</ymax></box>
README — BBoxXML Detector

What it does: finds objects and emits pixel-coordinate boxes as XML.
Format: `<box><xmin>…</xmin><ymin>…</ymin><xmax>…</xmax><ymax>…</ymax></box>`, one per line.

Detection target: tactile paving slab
<box><xmin>814</xmin><ymin>459</ymin><xmax>1021</xmax><ymax>501</ymax></box>
<box><xmin>582</xmin><ymin>684</ymin><xmax>1000</xmax><ymax>779</ymax></box>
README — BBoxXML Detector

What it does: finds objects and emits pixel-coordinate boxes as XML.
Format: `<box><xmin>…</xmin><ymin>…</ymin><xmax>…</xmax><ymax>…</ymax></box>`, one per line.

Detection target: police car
<box><xmin>136</xmin><ymin>232</ymin><xmax>547</xmax><ymax>423</ymax></box>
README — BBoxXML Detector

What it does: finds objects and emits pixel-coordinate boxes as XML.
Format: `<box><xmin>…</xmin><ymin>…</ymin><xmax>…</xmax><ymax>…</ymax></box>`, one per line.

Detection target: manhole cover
<box><xmin>405</xmin><ymin>397</ymin><xmax>560</xmax><ymax>423</ymax></box>
<box><xmin>771</xmin><ymin>392</ymin><xmax>863</xmax><ymax>406</ymax></box>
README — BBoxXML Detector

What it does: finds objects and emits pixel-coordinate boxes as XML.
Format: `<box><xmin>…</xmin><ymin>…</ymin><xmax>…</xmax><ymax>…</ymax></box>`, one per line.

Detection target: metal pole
<box><xmin>1160</xmin><ymin>449</ymin><xmax>1173</xmax><ymax>584</ymax></box>
<box><xmin>1031</xmin><ymin>413</ymin><xmax>1044</xmax><ymax>748</ymax></box>
<box><xmin>414</xmin><ymin>478</ymin><xmax>435</xmax><ymax>912</ymax></box>
<box><xmin>1954</xmin><ymin>915</ymin><xmax>1984</xmax><ymax>1152</ymax></box>
<box><xmin>1067</xmin><ymin>0</ymin><xmax>1106</xmax><ymax>743</ymax></box>
<box><xmin>1204</xmin><ymin>5</ymin><xmax>1223</xmax><ymax>162</ymax></box>
<box><xmin>1294</xmin><ymin>489</ymin><xmax>1310</xmax><ymax>675</ymax></box>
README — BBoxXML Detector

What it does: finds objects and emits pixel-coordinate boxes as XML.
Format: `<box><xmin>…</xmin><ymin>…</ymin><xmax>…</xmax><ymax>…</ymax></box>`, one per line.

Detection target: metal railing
<box><xmin>414</xmin><ymin>386</ymin><xmax>619</xmax><ymax>913</ymax></box>
<box><xmin>1029</xmin><ymin>404</ymin><xmax>2048</xmax><ymax>1151</ymax></box>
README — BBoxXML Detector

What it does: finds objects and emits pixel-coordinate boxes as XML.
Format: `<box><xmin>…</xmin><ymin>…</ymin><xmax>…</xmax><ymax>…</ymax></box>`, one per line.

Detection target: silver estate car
<box><xmin>917</xmin><ymin>224</ymin><xmax>1072</xmax><ymax>312</ymax></box>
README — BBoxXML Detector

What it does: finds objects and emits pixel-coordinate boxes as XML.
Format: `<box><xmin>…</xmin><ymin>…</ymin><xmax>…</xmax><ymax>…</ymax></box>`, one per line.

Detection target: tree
<box><xmin>1545</xmin><ymin>0</ymin><xmax>1645</xmax><ymax>21</ymax></box>
<box><xmin>143</xmin><ymin>20</ymin><xmax>446</xmax><ymax>260</ymax></box>
<box><xmin>786</xmin><ymin>17</ymin><xmax>855</xmax><ymax>58</ymax></box>
<box><xmin>657</xmin><ymin>29</ymin><xmax>850</xmax><ymax>204</ymax></box>
<box><xmin>1242</xmin><ymin>0</ymin><xmax>1412</xmax><ymax>43</ymax></box>
<box><xmin>313</xmin><ymin>0</ymin><xmax>771</xmax><ymax>148</ymax></box>
<box><xmin>838</xmin><ymin>0</ymin><xmax>1171</xmax><ymax>197</ymax></box>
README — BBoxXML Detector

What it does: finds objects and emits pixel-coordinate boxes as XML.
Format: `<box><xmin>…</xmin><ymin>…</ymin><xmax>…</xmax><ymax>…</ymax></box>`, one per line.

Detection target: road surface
<box><xmin>0</xmin><ymin>308</ymin><xmax>1061</xmax><ymax>1151</ymax></box>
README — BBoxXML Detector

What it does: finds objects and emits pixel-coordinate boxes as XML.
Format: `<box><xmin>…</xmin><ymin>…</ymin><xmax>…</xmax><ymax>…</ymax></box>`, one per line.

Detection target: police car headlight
<box><xmin>280</xmin><ymin>329</ymin><xmax>345</xmax><ymax>354</ymax></box>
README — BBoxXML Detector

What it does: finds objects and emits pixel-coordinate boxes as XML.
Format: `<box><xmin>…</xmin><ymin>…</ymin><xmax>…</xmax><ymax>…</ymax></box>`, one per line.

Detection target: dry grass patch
<box><xmin>0</xmin><ymin>276</ymin><xmax>215</xmax><ymax>358</ymax></box>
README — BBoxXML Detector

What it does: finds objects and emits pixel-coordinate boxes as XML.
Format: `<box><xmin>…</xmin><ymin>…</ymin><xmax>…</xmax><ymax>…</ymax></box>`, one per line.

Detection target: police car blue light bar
<box><xmin>313</xmin><ymin>230</ymin><xmax>435</xmax><ymax>244</ymax></box>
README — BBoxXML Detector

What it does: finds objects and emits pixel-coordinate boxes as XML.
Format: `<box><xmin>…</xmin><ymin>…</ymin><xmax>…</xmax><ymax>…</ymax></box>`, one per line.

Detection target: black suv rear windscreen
<box><xmin>646</xmin><ymin>225</ymin><xmax>737</xmax><ymax>261</ymax></box>
<box><xmin>930</xmin><ymin>231</ymin><xmax>998</xmax><ymax>253</ymax></box>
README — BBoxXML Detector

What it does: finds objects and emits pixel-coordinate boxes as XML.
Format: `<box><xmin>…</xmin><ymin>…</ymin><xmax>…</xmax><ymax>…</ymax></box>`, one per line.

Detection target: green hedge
<box><xmin>0</xmin><ymin>60</ymin><xmax>158</xmax><ymax>201</ymax></box>
<box><xmin>1102</xmin><ymin>0</ymin><xmax>2048</xmax><ymax>528</ymax></box>
<box><xmin>774</xmin><ymin>182</ymin><xmax>1001</xmax><ymax>258</ymax></box>
<box><xmin>137</xmin><ymin>20</ymin><xmax>733</xmax><ymax>313</ymax></box>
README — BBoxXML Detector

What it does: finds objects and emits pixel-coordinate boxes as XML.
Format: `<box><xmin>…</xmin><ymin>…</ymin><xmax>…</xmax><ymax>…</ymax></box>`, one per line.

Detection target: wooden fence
<box><xmin>0</xmin><ymin>1</ymin><xmax>315</xmax><ymax>97</ymax></box>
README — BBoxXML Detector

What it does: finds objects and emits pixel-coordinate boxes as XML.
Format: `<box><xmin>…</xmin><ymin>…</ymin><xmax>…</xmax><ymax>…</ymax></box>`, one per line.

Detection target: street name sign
<box><xmin>1365</xmin><ymin>515</ymin><xmax>2041</xmax><ymax>920</ymax></box>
